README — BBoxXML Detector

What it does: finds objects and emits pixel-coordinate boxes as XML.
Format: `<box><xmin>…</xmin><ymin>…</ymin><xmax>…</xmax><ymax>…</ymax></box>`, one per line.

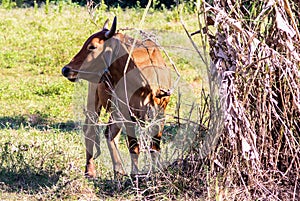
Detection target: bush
<box><xmin>1</xmin><ymin>0</ymin><xmax>179</xmax><ymax>8</ymax></box>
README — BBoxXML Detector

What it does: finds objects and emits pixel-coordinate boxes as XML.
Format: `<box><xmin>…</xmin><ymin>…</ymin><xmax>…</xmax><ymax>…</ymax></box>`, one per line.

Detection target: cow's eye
<box><xmin>88</xmin><ymin>45</ymin><xmax>97</xmax><ymax>51</ymax></box>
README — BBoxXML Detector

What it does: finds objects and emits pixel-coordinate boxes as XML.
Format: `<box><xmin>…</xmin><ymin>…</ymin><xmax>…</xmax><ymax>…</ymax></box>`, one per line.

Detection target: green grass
<box><xmin>0</xmin><ymin>4</ymin><xmax>207</xmax><ymax>200</ymax></box>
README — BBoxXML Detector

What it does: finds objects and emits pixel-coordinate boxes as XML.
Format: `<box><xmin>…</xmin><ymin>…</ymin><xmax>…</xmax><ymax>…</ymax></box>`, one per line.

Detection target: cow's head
<box><xmin>62</xmin><ymin>17</ymin><xmax>118</xmax><ymax>82</ymax></box>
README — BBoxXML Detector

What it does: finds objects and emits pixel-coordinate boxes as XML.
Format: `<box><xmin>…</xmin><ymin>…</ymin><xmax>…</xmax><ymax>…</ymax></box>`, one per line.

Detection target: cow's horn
<box><xmin>103</xmin><ymin>19</ymin><xmax>109</xmax><ymax>30</ymax></box>
<box><xmin>105</xmin><ymin>16</ymin><xmax>117</xmax><ymax>39</ymax></box>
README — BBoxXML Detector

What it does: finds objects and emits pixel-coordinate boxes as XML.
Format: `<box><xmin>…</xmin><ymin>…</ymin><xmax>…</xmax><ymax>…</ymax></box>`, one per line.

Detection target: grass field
<box><xmin>0</xmin><ymin>3</ymin><xmax>207</xmax><ymax>200</ymax></box>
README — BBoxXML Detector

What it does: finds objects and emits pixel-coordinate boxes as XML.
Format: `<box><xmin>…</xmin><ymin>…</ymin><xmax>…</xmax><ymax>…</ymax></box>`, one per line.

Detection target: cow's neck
<box><xmin>103</xmin><ymin>36</ymin><xmax>136</xmax><ymax>87</ymax></box>
<box><xmin>108</xmin><ymin>54</ymin><xmax>136</xmax><ymax>87</ymax></box>
<box><xmin>103</xmin><ymin>34</ymin><xmax>149</xmax><ymax>88</ymax></box>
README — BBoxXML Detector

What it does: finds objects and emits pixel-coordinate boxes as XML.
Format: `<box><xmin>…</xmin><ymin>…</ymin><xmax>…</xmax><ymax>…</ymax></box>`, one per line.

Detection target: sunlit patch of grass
<box><xmin>0</xmin><ymin>127</ymin><xmax>89</xmax><ymax>197</ymax></box>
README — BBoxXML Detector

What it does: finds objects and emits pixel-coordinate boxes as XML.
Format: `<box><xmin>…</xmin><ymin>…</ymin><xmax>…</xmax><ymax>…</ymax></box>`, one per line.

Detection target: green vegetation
<box><xmin>0</xmin><ymin>0</ymin><xmax>181</xmax><ymax>9</ymax></box>
<box><xmin>0</xmin><ymin>4</ymin><xmax>205</xmax><ymax>200</ymax></box>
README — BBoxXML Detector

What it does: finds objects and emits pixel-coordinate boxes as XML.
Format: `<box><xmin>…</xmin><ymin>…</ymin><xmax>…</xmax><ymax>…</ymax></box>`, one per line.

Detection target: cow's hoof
<box><xmin>85</xmin><ymin>171</ymin><xmax>96</xmax><ymax>179</ymax></box>
<box><xmin>85</xmin><ymin>164</ymin><xmax>96</xmax><ymax>179</ymax></box>
<box><xmin>114</xmin><ymin>170</ymin><xmax>127</xmax><ymax>180</ymax></box>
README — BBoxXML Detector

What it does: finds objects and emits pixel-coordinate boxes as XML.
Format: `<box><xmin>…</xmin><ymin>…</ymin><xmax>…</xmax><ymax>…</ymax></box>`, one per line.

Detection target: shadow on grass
<box><xmin>92</xmin><ymin>176</ymin><xmax>146</xmax><ymax>199</ymax></box>
<box><xmin>92</xmin><ymin>174</ymin><xmax>168</xmax><ymax>200</ymax></box>
<box><xmin>0</xmin><ymin>168</ymin><xmax>62</xmax><ymax>193</ymax></box>
<box><xmin>0</xmin><ymin>115</ymin><xmax>79</xmax><ymax>132</ymax></box>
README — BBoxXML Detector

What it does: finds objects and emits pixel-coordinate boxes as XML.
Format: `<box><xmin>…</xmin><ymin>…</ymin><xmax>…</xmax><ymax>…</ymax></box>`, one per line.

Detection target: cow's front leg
<box><xmin>125</xmin><ymin>122</ymin><xmax>139</xmax><ymax>175</ymax></box>
<box><xmin>83</xmin><ymin>82</ymin><xmax>101</xmax><ymax>178</ymax></box>
<box><xmin>105</xmin><ymin>117</ymin><xmax>125</xmax><ymax>178</ymax></box>
<box><xmin>83</xmin><ymin>112</ymin><xmax>99</xmax><ymax>178</ymax></box>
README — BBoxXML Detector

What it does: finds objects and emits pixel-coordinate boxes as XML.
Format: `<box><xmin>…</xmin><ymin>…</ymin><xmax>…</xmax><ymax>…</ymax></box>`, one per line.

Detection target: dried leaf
<box><xmin>275</xmin><ymin>7</ymin><xmax>296</xmax><ymax>37</ymax></box>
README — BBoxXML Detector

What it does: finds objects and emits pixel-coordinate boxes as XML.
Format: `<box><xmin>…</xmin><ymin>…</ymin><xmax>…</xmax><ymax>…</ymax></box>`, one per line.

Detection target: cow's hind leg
<box><xmin>150</xmin><ymin>130</ymin><xmax>163</xmax><ymax>168</ymax></box>
<box><xmin>149</xmin><ymin>118</ymin><xmax>165</xmax><ymax>172</ymax></box>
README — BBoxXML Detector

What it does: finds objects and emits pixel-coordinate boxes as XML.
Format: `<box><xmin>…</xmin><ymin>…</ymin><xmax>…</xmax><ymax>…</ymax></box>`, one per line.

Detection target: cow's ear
<box><xmin>105</xmin><ymin>16</ymin><xmax>117</xmax><ymax>39</ymax></box>
<box><xmin>103</xmin><ymin>19</ymin><xmax>109</xmax><ymax>30</ymax></box>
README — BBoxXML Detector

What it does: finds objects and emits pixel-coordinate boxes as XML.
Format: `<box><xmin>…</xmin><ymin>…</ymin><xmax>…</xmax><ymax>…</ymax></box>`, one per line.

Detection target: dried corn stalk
<box><xmin>204</xmin><ymin>0</ymin><xmax>300</xmax><ymax>199</ymax></box>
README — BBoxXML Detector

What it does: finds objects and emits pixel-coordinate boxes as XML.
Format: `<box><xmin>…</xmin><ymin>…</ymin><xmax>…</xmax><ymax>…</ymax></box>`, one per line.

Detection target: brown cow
<box><xmin>62</xmin><ymin>17</ymin><xmax>171</xmax><ymax>178</ymax></box>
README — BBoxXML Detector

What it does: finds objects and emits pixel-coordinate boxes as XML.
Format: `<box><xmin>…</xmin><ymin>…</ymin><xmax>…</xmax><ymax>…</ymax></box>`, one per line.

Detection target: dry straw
<box><xmin>182</xmin><ymin>0</ymin><xmax>300</xmax><ymax>200</ymax></box>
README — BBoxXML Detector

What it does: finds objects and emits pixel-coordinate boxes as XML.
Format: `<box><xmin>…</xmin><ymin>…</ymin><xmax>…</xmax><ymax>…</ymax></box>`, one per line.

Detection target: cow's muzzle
<box><xmin>62</xmin><ymin>66</ymin><xmax>70</xmax><ymax>77</ymax></box>
<box><xmin>62</xmin><ymin>66</ymin><xmax>77</xmax><ymax>82</ymax></box>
